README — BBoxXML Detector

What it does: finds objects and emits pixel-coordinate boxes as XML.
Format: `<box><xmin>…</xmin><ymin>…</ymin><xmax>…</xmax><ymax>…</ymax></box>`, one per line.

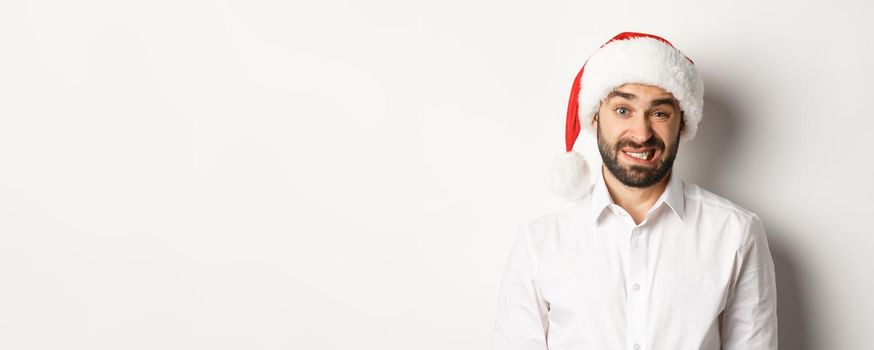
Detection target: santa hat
<box><xmin>545</xmin><ymin>32</ymin><xmax>704</xmax><ymax>199</ymax></box>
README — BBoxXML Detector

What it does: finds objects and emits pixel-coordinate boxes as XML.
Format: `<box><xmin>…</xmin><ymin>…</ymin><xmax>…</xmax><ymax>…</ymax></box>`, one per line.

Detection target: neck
<box><xmin>602</xmin><ymin>164</ymin><xmax>671</xmax><ymax>224</ymax></box>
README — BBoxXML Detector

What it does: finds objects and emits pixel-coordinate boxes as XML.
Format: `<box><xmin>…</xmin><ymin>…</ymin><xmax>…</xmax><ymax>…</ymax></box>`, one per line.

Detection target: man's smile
<box><xmin>620</xmin><ymin>147</ymin><xmax>660</xmax><ymax>164</ymax></box>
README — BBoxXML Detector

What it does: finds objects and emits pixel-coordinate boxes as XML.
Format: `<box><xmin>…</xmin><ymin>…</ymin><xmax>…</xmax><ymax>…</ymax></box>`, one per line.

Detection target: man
<box><xmin>491</xmin><ymin>32</ymin><xmax>778</xmax><ymax>349</ymax></box>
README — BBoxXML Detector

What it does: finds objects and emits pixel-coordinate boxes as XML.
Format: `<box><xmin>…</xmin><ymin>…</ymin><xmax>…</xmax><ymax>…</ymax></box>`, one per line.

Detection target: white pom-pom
<box><xmin>544</xmin><ymin>151</ymin><xmax>591</xmax><ymax>200</ymax></box>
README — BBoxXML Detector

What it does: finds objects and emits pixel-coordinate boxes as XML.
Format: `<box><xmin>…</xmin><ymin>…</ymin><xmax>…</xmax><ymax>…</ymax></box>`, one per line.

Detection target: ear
<box><xmin>592</xmin><ymin>112</ymin><xmax>599</xmax><ymax>128</ymax></box>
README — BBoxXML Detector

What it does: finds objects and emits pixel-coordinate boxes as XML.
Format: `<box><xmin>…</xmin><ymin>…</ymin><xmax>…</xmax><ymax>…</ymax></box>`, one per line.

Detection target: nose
<box><xmin>626</xmin><ymin>114</ymin><xmax>653</xmax><ymax>144</ymax></box>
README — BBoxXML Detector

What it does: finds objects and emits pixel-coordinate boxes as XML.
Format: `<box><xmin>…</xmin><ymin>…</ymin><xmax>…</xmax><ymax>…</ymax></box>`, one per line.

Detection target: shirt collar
<box><xmin>590</xmin><ymin>164</ymin><xmax>685</xmax><ymax>223</ymax></box>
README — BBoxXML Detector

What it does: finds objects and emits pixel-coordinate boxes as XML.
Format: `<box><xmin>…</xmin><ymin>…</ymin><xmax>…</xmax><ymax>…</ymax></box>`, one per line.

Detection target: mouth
<box><xmin>621</xmin><ymin>147</ymin><xmax>660</xmax><ymax>164</ymax></box>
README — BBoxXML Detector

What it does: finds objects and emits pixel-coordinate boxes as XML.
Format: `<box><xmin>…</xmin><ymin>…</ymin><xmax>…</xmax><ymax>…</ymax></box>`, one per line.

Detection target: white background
<box><xmin>1</xmin><ymin>0</ymin><xmax>872</xmax><ymax>349</ymax></box>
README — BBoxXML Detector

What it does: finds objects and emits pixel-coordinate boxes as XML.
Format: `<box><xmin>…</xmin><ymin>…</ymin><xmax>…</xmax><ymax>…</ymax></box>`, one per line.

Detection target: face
<box><xmin>592</xmin><ymin>83</ymin><xmax>684</xmax><ymax>188</ymax></box>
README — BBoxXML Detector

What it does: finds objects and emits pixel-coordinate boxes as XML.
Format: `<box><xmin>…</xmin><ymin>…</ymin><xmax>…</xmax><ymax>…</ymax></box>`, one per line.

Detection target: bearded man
<box><xmin>491</xmin><ymin>32</ymin><xmax>778</xmax><ymax>350</ymax></box>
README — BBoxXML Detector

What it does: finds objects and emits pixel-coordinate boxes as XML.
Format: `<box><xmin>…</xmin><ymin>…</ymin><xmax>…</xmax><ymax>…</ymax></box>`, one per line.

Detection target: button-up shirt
<box><xmin>491</xmin><ymin>166</ymin><xmax>778</xmax><ymax>349</ymax></box>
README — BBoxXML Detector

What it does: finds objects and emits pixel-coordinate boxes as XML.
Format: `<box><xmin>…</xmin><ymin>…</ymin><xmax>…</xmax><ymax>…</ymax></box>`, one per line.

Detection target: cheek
<box><xmin>656</xmin><ymin>122</ymin><xmax>682</xmax><ymax>139</ymax></box>
<box><xmin>603</xmin><ymin>125</ymin><xmax>631</xmax><ymax>145</ymax></box>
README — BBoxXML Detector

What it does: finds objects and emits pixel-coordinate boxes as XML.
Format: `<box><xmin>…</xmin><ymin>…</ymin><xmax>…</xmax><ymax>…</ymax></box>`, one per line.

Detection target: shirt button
<box><xmin>633</xmin><ymin>344</ymin><xmax>641</xmax><ymax>350</ymax></box>
<box><xmin>633</xmin><ymin>283</ymin><xmax>641</xmax><ymax>291</ymax></box>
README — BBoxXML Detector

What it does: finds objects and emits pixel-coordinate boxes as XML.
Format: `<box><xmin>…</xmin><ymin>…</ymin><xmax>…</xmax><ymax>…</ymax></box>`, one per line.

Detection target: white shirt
<box><xmin>491</xmin><ymin>166</ymin><xmax>778</xmax><ymax>350</ymax></box>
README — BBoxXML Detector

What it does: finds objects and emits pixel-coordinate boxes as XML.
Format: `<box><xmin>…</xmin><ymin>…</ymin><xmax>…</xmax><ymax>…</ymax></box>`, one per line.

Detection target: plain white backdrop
<box><xmin>1</xmin><ymin>0</ymin><xmax>872</xmax><ymax>349</ymax></box>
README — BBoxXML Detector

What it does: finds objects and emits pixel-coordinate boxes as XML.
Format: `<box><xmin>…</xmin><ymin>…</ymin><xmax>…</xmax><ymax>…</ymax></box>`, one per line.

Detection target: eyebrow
<box><xmin>650</xmin><ymin>98</ymin><xmax>678</xmax><ymax>108</ymax></box>
<box><xmin>606</xmin><ymin>90</ymin><xmax>677</xmax><ymax>109</ymax></box>
<box><xmin>606</xmin><ymin>90</ymin><xmax>637</xmax><ymax>101</ymax></box>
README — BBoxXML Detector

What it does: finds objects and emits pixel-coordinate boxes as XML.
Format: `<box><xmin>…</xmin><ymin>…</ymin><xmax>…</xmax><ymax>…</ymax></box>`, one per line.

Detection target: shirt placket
<box><xmin>627</xmin><ymin>224</ymin><xmax>647</xmax><ymax>350</ymax></box>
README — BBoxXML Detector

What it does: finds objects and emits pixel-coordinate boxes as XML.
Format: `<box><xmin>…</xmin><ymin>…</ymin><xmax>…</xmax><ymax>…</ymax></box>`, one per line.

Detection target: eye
<box><xmin>615</xmin><ymin>107</ymin><xmax>629</xmax><ymax>116</ymax></box>
<box><xmin>652</xmin><ymin>111</ymin><xmax>670</xmax><ymax>119</ymax></box>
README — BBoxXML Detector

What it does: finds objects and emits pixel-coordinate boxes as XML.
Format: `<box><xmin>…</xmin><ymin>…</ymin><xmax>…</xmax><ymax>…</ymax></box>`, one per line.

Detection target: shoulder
<box><xmin>518</xmin><ymin>189</ymin><xmax>594</xmax><ymax>246</ymax></box>
<box><xmin>682</xmin><ymin>181</ymin><xmax>765</xmax><ymax>247</ymax></box>
<box><xmin>683</xmin><ymin>181</ymin><xmax>760</xmax><ymax>220</ymax></box>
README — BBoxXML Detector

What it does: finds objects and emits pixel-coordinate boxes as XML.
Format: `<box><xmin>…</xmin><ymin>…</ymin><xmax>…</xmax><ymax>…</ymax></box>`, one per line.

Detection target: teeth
<box><xmin>624</xmin><ymin>151</ymin><xmax>651</xmax><ymax>160</ymax></box>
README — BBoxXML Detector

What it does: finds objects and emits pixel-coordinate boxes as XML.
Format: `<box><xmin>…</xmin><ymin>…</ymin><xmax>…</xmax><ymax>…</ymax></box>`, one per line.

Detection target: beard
<box><xmin>596</xmin><ymin>123</ymin><xmax>680</xmax><ymax>188</ymax></box>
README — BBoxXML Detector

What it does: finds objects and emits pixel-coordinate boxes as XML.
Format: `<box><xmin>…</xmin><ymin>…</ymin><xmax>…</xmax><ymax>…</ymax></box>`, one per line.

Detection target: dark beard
<box><xmin>597</xmin><ymin>123</ymin><xmax>680</xmax><ymax>188</ymax></box>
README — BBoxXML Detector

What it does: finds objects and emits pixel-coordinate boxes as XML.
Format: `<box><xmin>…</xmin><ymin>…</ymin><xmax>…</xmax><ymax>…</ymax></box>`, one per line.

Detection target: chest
<box><xmin>536</xmin><ymin>222</ymin><xmax>737</xmax><ymax>324</ymax></box>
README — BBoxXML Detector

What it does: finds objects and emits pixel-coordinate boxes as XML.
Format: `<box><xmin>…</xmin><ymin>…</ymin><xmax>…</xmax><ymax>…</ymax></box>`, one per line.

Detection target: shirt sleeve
<box><xmin>720</xmin><ymin>214</ymin><xmax>779</xmax><ymax>349</ymax></box>
<box><xmin>491</xmin><ymin>224</ymin><xmax>549</xmax><ymax>350</ymax></box>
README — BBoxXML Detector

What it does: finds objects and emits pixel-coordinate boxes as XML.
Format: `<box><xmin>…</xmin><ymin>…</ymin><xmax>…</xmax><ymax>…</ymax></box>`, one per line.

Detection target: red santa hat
<box><xmin>545</xmin><ymin>32</ymin><xmax>704</xmax><ymax>199</ymax></box>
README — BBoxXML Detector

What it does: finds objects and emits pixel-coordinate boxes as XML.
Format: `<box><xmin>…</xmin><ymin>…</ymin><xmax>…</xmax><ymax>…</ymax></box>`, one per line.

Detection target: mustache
<box><xmin>614</xmin><ymin>137</ymin><xmax>665</xmax><ymax>151</ymax></box>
